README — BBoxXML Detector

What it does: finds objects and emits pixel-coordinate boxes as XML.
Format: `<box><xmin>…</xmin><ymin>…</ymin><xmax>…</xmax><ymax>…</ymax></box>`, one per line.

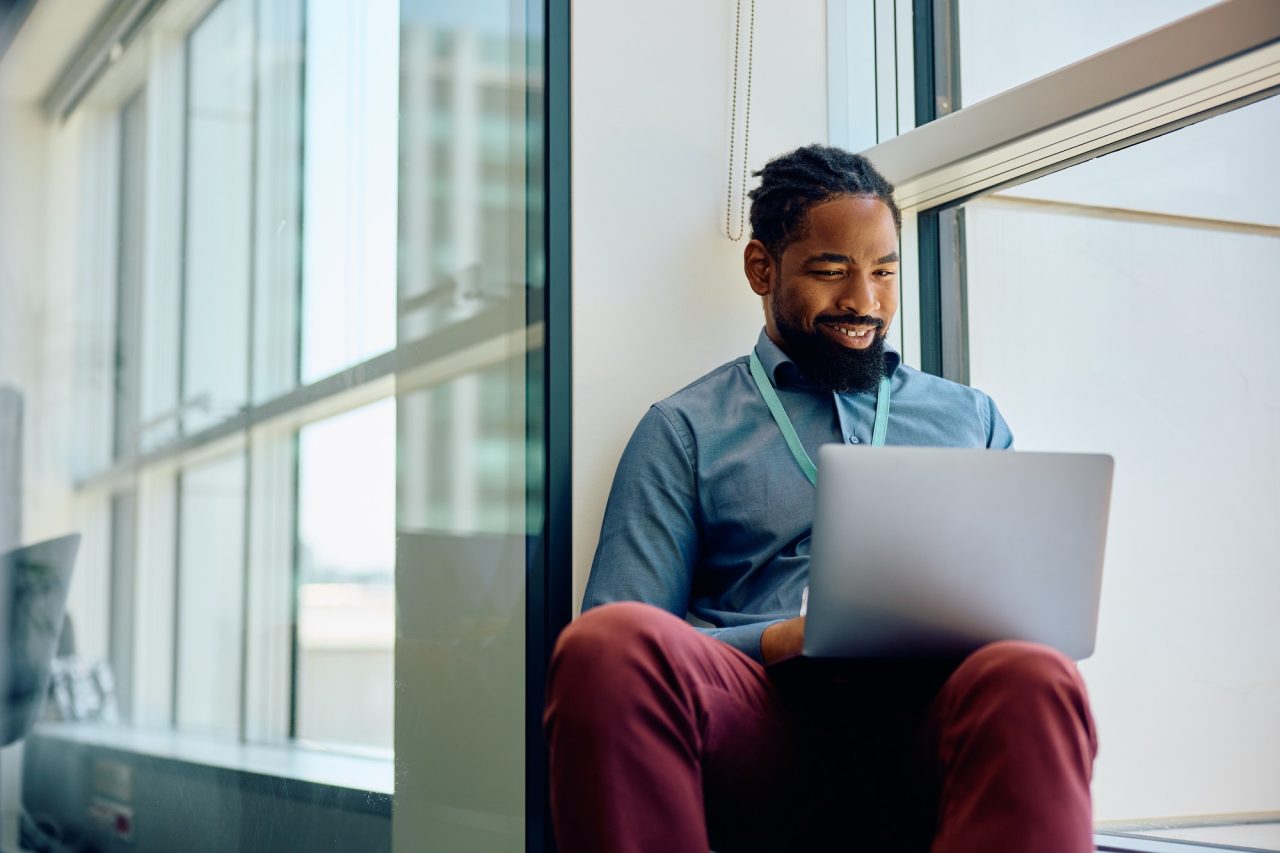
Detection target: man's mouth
<box><xmin>820</xmin><ymin>321</ymin><xmax>880</xmax><ymax>348</ymax></box>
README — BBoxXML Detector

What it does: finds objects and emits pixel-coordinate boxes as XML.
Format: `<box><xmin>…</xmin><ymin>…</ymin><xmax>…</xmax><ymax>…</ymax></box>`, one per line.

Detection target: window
<box><xmin>7</xmin><ymin>0</ymin><xmax>554</xmax><ymax>845</ymax></box>
<box><xmin>962</xmin><ymin>95</ymin><xmax>1280</xmax><ymax>828</ymax></box>
<box><xmin>175</xmin><ymin>451</ymin><xmax>246</xmax><ymax>736</ymax></box>
<box><xmin>295</xmin><ymin>399</ymin><xmax>395</xmax><ymax>750</ymax></box>
<box><xmin>852</xmin><ymin>2</ymin><xmax>1280</xmax><ymax>848</ymax></box>
<box><xmin>181</xmin><ymin>0</ymin><xmax>254</xmax><ymax>435</ymax></box>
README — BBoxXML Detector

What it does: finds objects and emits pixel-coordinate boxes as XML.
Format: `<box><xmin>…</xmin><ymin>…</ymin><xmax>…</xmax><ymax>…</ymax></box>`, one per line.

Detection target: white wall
<box><xmin>572</xmin><ymin>0</ymin><xmax>830</xmax><ymax>606</ymax></box>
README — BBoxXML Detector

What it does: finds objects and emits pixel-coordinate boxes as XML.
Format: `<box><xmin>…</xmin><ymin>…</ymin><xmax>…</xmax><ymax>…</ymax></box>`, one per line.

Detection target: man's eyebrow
<box><xmin>802</xmin><ymin>253</ymin><xmax>853</xmax><ymax>265</ymax></box>
<box><xmin>801</xmin><ymin>251</ymin><xmax>900</xmax><ymax>265</ymax></box>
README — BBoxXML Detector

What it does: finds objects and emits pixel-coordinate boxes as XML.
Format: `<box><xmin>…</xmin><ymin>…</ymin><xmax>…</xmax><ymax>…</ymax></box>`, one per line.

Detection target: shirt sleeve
<box><xmin>583</xmin><ymin>405</ymin><xmax>787</xmax><ymax>664</ymax></box>
<box><xmin>985</xmin><ymin>394</ymin><xmax>1015</xmax><ymax>449</ymax></box>
<box><xmin>582</xmin><ymin>405</ymin><xmax>699</xmax><ymax>618</ymax></box>
<box><xmin>695</xmin><ymin>621</ymin><xmax>784</xmax><ymax>662</ymax></box>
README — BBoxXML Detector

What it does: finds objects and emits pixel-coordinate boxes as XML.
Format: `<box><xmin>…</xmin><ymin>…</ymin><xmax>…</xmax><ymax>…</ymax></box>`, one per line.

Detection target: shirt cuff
<box><xmin>696</xmin><ymin>620</ymin><xmax>786</xmax><ymax>664</ymax></box>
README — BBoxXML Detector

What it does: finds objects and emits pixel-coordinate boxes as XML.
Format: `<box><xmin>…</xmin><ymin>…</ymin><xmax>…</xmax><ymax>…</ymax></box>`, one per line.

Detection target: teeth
<box><xmin>832</xmin><ymin>325</ymin><xmax>868</xmax><ymax>337</ymax></box>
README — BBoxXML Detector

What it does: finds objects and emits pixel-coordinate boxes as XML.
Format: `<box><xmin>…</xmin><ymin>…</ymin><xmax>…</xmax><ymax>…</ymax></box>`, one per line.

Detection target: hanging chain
<box><xmin>725</xmin><ymin>0</ymin><xmax>756</xmax><ymax>241</ymax></box>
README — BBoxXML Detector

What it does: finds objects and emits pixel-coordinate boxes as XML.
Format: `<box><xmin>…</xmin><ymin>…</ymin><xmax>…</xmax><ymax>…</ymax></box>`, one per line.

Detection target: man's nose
<box><xmin>836</xmin><ymin>272</ymin><xmax>880</xmax><ymax>316</ymax></box>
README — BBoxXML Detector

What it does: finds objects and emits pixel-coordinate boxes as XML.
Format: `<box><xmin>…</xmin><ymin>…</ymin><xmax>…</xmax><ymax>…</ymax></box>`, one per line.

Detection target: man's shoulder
<box><xmin>651</xmin><ymin>354</ymin><xmax>753</xmax><ymax>417</ymax></box>
<box><xmin>893</xmin><ymin>361</ymin><xmax>997</xmax><ymax>405</ymax></box>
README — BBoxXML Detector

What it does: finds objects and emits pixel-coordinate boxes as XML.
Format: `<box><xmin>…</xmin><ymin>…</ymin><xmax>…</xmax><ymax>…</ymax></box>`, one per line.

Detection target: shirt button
<box><xmin>848</xmin><ymin>435</ymin><xmax>860</xmax><ymax>444</ymax></box>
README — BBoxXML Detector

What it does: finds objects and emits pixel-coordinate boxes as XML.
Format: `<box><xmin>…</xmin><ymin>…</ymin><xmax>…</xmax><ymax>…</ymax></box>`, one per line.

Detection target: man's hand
<box><xmin>760</xmin><ymin>616</ymin><xmax>805</xmax><ymax>665</ymax></box>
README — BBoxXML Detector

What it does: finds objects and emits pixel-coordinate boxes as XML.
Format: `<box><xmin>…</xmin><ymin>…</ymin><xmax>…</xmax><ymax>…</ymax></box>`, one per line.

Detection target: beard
<box><xmin>771</xmin><ymin>291</ymin><xmax>888</xmax><ymax>395</ymax></box>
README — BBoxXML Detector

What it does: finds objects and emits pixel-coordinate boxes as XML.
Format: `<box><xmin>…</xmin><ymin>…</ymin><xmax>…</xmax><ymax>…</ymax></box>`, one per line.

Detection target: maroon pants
<box><xmin>544</xmin><ymin>602</ymin><xmax>1097</xmax><ymax>853</ymax></box>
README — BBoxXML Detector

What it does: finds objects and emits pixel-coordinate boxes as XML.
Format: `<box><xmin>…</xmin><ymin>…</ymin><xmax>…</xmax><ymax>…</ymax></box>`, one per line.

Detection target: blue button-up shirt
<box><xmin>583</xmin><ymin>329</ymin><xmax>1015</xmax><ymax>662</ymax></box>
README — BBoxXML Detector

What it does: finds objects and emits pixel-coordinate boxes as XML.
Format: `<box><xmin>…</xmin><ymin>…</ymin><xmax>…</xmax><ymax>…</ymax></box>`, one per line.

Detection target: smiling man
<box><xmin>544</xmin><ymin>145</ymin><xmax>1097</xmax><ymax>853</ymax></box>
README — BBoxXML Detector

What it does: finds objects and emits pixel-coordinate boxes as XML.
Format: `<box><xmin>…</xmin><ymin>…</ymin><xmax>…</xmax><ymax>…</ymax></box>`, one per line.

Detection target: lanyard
<box><xmin>748</xmin><ymin>349</ymin><xmax>891</xmax><ymax>486</ymax></box>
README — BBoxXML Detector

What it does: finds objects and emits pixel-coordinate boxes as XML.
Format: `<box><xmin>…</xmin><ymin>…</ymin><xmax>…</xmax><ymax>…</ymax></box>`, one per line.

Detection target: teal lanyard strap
<box><xmin>748</xmin><ymin>349</ymin><xmax>891</xmax><ymax>487</ymax></box>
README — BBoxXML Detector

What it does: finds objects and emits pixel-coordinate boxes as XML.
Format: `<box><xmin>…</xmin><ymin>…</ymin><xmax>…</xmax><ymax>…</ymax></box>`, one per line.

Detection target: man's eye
<box><xmin>811</xmin><ymin>269</ymin><xmax>843</xmax><ymax>278</ymax></box>
<box><xmin>875</xmin><ymin>269</ymin><xmax>898</xmax><ymax>278</ymax></box>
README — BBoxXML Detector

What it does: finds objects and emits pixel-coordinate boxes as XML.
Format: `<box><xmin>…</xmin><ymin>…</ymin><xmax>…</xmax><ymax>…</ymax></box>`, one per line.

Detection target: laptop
<box><xmin>803</xmin><ymin>447</ymin><xmax>1112</xmax><ymax>661</ymax></box>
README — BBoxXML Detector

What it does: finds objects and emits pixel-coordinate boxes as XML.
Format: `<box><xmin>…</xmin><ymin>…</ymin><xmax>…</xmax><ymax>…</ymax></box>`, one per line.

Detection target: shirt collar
<box><xmin>753</xmin><ymin>327</ymin><xmax>901</xmax><ymax>392</ymax></box>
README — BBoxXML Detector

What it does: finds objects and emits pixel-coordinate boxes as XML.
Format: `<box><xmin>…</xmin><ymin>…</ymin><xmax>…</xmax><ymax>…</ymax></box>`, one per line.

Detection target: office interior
<box><xmin>0</xmin><ymin>0</ymin><xmax>1276</xmax><ymax>850</ymax></box>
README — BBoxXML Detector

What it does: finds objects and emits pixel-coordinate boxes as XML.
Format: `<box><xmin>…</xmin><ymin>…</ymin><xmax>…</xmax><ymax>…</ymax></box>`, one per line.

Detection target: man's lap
<box><xmin>549</xmin><ymin>602</ymin><xmax>955</xmax><ymax>849</ymax></box>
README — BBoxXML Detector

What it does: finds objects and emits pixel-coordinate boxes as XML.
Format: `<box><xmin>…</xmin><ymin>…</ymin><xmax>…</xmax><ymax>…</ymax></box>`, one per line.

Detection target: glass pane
<box><xmin>252</xmin><ymin>0</ymin><xmax>305</xmax><ymax>404</ymax></box>
<box><xmin>182</xmin><ymin>0</ymin><xmax>254</xmax><ymax>433</ymax></box>
<box><xmin>395</xmin><ymin>2</ymin><xmax>544</xmax><ymax>849</ymax></box>
<box><xmin>955</xmin><ymin>0</ymin><xmax>1215</xmax><ymax>107</ymax></box>
<box><xmin>114</xmin><ymin>91</ymin><xmax>147</xmax><ymax>460</ymax></box>
<box><xmin>300</xmin><ymin>0</ymin><xmax>397</xmax><ymax>383</ymax></box>
<box><xmin>175</xmin><ymin>452</ymin><xmax>246</xmax><ymax>736</ymax></box>
<box><xmin>959</xmin><ymin>96</ymin><xmax>1280</xmax><ymax>843</ymax></box>
<box><xmin>296</xmin><ymin>399</ymin><xmax>395</xmax><ymax>750</ymax></box>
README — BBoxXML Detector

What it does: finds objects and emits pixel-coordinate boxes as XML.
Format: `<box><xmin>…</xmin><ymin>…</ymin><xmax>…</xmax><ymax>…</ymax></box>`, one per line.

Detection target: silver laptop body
<box><xmin>803</xmin><ymin>447</ymin><xmax>1112</xmax><ymax>661</ymax></box>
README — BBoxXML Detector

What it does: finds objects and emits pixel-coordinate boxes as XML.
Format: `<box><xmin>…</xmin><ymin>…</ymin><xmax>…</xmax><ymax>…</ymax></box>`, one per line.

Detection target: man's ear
<box><xmin>744</xmin><ymin>240</ymin><xmax>774</xmax><ymax>297</ymax></box>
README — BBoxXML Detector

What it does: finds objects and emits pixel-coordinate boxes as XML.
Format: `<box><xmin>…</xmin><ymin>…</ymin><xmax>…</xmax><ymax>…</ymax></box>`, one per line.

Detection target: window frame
<box><xmin>863</xmin><ymin>0</ymin><xmax>1280</xmax><ymax>378</ymax></box>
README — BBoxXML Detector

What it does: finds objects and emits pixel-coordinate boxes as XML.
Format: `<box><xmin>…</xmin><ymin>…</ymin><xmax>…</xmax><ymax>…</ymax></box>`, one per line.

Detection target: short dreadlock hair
<box><xmin>748</xmin><ymin>144</ymin><xmax>900</xmax><ymax>260</ymax></box>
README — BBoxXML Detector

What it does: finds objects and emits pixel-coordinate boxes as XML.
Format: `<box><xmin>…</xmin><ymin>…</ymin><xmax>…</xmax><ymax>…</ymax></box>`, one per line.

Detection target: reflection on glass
<box><xmin>956</xmin><ymin>0</ymin><xmax>1214</xmax><ymax>107</ymax></box>
<box><xmin>182</xmin><ymin>0</ymin><xmax>254</xmax><ymax>433</ymax></box>
<box><xmin>175</xmin><ymin>452</ymin><xmax>246</xmax><ymax>736</ymax></box>
<box><xmin>960</xmin><ymin>96</ymin><xmax>1280</xmax><ymax>837</ymax></box>
<box><xmin>296</xmin><ymin>399</ymin><xmax>395</xmax><ymax>750</ymax></box>
<box><xmin>394</xmin><ymin>2</ymin><xmax>543</xmax><ymax>850</ymax></box>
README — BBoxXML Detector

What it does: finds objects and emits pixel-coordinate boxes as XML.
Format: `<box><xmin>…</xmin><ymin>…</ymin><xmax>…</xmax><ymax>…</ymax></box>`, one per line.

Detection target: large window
<box><xmin>4</xmin><ymin>0</ymin><xmax>555</xmax><ymax>847</ymax></box>
<box><xmin>100</xmin><ymin>0</ymin><xmax>403</xmax><ymax>751</ymax></box>
<box><xmin>964</xmin><ymin>95</ymin><xmax>1280</xmax><ymax>831</ymax></box>
<box><xmin>852</xmin><ymin>2</ymin><xmax>1280</xmax><ymax>849</ymax></box>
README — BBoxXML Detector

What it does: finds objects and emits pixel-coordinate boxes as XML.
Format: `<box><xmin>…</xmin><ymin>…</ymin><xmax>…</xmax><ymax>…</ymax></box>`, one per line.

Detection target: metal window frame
<box><xmin>1095</xmin><ymin>830</ymin><xmax>1279</xmax><ymax>853</ymax></box>
<box><xmin>870</xmin><ymin>0</ymin><xmax>1280</xmax><ymax>208</ymax></box>
<box><xmin>870</xmin><ymin>0</ymin><xmax>1280</xmax><ymax>379</ymax></box>
<box><xmin>41</xmin><ymin>0</ymin><xmax>166</xmax><ymax>121</ymax></box>
<box><xmin>526</xmin><ymin>0</ymin><xmax>572</xmax><ymax>849</ymax></box>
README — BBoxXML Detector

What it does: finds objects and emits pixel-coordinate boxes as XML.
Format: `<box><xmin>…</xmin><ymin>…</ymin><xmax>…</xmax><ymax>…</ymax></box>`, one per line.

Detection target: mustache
<box><xmin>816</xmin><ymin>314</ymin><xmax>884</xmax><ymax>329</ymax></box>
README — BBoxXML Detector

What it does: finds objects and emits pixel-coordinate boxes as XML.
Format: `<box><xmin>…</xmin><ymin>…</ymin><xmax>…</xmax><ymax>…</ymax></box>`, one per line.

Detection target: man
<box><xmin>544</xmin><ymin>145</ymin><xmax>1097</xmax><ymax>852</ymax></box>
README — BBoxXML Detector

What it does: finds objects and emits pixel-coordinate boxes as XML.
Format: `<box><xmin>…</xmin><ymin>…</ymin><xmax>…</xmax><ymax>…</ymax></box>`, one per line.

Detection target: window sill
<box><xmin>29</xmin><ymin>721</ymin><xmax>393</xmax><ymax>815</ymax></box>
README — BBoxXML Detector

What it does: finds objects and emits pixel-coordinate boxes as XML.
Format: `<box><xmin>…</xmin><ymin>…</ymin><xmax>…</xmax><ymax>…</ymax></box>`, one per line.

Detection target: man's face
<box><xmin>745</xmin><ymin>195</ymin><xmax>900</xmax><ymax>393</ymax></box>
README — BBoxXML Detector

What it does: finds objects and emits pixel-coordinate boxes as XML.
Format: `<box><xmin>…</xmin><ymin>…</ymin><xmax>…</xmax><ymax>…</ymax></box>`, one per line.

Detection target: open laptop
<box><xmin>803</xmin><ymin>447</ymin><xmax>1112</xmax><ymax>661</ymax></box>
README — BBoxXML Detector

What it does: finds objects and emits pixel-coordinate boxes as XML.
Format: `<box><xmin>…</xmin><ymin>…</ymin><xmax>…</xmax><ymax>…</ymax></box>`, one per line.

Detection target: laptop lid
<box><xmin>803</xmin><ymin>447</ymin><xmax>1112</xmax><ymax>661</ymax></box>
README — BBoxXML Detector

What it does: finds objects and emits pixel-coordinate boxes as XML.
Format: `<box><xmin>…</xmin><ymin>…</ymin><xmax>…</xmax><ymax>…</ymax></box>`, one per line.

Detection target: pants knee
<box><xmin>947</xmin><ymin>640</ymin><xmax>1096</xmax><ymax>754</ymax></box>
<box><xmin>544</xmin><ymin>602</ymin><xmax>688</xmax><ymax>728</ymax></box>
<box><xmin>965</xmin><ymin>639</ymin><xmax>1076</xmax><ymax>682</ymax></box>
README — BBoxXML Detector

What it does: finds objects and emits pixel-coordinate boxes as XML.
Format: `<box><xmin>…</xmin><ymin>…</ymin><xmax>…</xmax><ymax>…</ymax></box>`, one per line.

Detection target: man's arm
<box><xmin>584</xmin><ymin>405</ymin><xmax>786</xmax><ymax>663</ymax></box>
<box><xmin>985</xmin><ymin>393</ymin><xmax>1015</xmax><ymax>449</ymax></box>
<box><xmin>760</xmin><ymin>617</ymin><xmax>805</xmax><ymax>665</ymax></box>
<box><xmin>583</xmin><ymin>406</ymin><xmax>699</xmax><ymax>616</ymax></box>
